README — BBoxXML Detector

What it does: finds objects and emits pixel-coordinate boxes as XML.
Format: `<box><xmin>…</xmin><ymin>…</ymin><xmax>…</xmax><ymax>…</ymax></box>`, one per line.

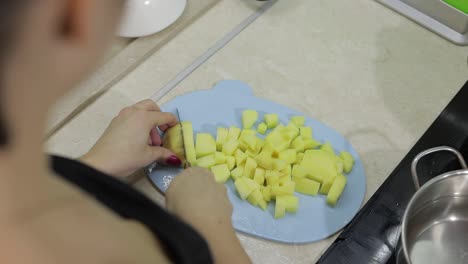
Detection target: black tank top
<box><xmin>50</xmin><ymin>156</ymin><xmax>213</xmax><ymax>264</ymax></box>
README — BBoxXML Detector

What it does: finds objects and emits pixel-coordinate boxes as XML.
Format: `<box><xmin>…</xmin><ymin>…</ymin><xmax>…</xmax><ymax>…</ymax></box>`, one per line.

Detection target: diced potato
<box><xmin>241</xmin><ymin>134</ymin><xmax>257</xmax><ymax>151</ymax></box>
<box><xmin>299</xmin><ymin>126</ymin><xmax>313</xmax><ymax>139</ymax></box>
<box><xmin>285</xmin><ymin>123</ymin><xmax>300</xmax><ymax>138</ymax></box>
<box><xmin>244</xmin><ymin>177</ymin><xmax>260</xmax><ymax>190</ymax></box>
<box><xmin>291</xmin><ymin>137</ymin><xmax>305</xmax><ymax>153</ymax></box>
<box><xmin>242</xmin><ymin>110</ymin><xmax>259</xmax><ymax>129</ymax></box>
<box><xmin>293</xmin><ymin>177</ymin><xmax>320</xmax><ymax>196</ymax></box>
<box><xmin>231</xmin><ymin>166</ymin><xmax>244</xmax><ymax>180</ymax></box>
<box><xmin>271</xmin><ymin>182</ymin><xmax>295</xmax><ymax>196</ymax></box>
<box><xmin>222</xmin><ymin>140</ymin><xmax>239</xmax><ymax>156</ymax></box>
<box><xmin>340</xmin><ymin>151</ymin><xmax>355</xmax><ymax>174</ymax></box>
<box><xmin>257</xmin><ymin>122</ymin><xmax>268</xmax><ymax>134</ymax></box>
<box><xmin>243</xmin><ymin>157</ymin><xmax>257</xmax><ymax>178</ymax></box>
<box><xmin>227</xmin><ymin>126</ymin><xmax>241</xmax><ymax>141</ymax></box>
<box><xmin>162</xmin><ymin>124</ymin><xmax>185</xmax><ymax>163</ymax></box>
<box><xmin>277</xmin><ymin>195</ymin><xmax>299</xmax><ymax>213</ymax></box>
<box><xmin>296</xmin><ymin>153</ymin><xmax>305</xmax><ymax>164</ymax></box>
<box><xmin>247</xmin><ymin>189</ymin><xmax>260</xmax><ymax>206</ymax></box>
<box><xmin>235</xmin><ymin>149</ymin><xmax>247</xmax><ymax>166</ymax></box>
<box><xmin>278</xmin><ymin>149</ymin><xmax>297</xmax><ymax>164</ymax></box>
<box><xmin>253</xmin><ymin>168</ymin><xmax>266</xmax><ymax>185</ymax></box>
<box><xmin>321</xmin><ymin>142</ymin><xmax>335</xmax><ymax>155</ymax></box>
<box><xmin>290</xmin><ymin>116</ymin><xmax>305</xmax><ymax>127</ymax></box>
<box><xmin>240</xmin><ymin>129</ymin><xmax>256</xmax><ymax>138</ymax></box>
<box><xmin>265</xmin><ymin>170</ymin><xmax>280</xmax><ymax>185</ymax></box>
<box><xmin>280</xmin><ymin>165</ymin><xmax>292</xmax><ymax>178</ymax></box>
<box><xmin>255</xmin><ymin>152</ymin><xmax>274</xmax><ymax>170</ymax></box>
<box><xmin>278</xmin><ymin>175</ymin><xmax>292</xmax><ymax>186</ymax></box>
<box><xmin>274</xmin><ymin>200</ymin><xmax>286</xmax><ymax>219</ymax></box>
<box><xmin>216</xmin><ymin>127</ymin><xmax>229</xmax><ymax>151</ymax></box>
<box><xmin>303</xmin><ymin>138</ymin><xmax>321</xmax><ymax>150</ymax></box>
<box><xmin>261</xmin><ymin>143</ymin><xmax>275</xmax><ymax>156</ymax></box>
<box><xmin>211</xmin><ymin>164</ymin><xmax>231</xmax><ymax>183</ymax></box>
<box><xmin>235</xmin><ymin>178</ymin><xmax>255</xmax><ymax>200</ymax></box>
<box><xmin>264</xmin><ymin>114</ymin><xmax>279</xmax><ymax>129</ymax></box>
<box><xmin>292</xmin><ymin>165</ymin><xmax>308</xmax><ymax>178</ymax></box>
<box><xmin>181</xmin><ymin>122</ymin><xmax>196</xmax><ymax>165</ymax></box>
<box><xmin>226</xmin><ymin>156</ymin><xmax>236</xmax><ymax>170</ymax></box>
<box><xmin>335</xmin><ymin>156</ymin><xmax>344</xmax><ymax>174</ymax></box>
<box><xmin>245</xmin><ymin>149</ymin><xmax>259</xmax><ymax>158</ymax></box>
<box><xmin>327</xmin><ymin>174</ymin><xmax>347</xmax><ymax>206</ymax></box>
<box><xmin>301</xmin><ymin>150</ymin><xmax>337</xmax><ymax>184</ymax></box>
<box><xmin>258</xmin><ymin>198</ymin><xmax>268</xmax><ymax>211</ymax></box>
<box><xmin>214</xmin><ymin>152</ymin><xmax>226</xmax><ymax>164</ymax></box>
<box><xmin>319</xmin><ymin>173</ymin><xmax>337</xmax><ymax>195</ymax></box>
<box><xmin>273</xmin><ymin>159</ymin><xmax>288</xmax><ymax>171</ymax></box>
<box><xmin>256</xmin><ymin>138</ymin><xmax>265</xmax><ymax>152</ymax></box>
<box><xmin>195</xmin><ymin>154</ymin><xmax>216</xmax><ymax>168</ymax></box>
<box><xmin>195</xmin><ymin>133</ymin><xmax>216</xmax><ymax>158</ymax></box>
<box><xmin>261</xmin><ymin>186</ymin><xmax>272</xmax><ymax>202</ymax></box>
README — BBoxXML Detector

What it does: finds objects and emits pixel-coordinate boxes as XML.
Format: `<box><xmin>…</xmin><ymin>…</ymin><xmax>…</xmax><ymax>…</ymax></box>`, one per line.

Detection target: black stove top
<box><xmin>317</xmin><ymin>80</ymin><xmax>468</xmax><ymax>264</ymax></box>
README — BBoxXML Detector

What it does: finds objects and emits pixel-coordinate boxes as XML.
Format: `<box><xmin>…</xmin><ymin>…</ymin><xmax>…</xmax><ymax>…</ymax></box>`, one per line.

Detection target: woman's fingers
<box><xmin>145</xmin><ymin>111</ymin><xmax>178</xmax><ymax>129</ymax></box>
<box><xmin>133</xmin><ymin>99</ymin><xmax>161</xmax><ymax>111</ymax></box>
<box><xmin>150</xmin><ymin>127</ymin><xmax>162</xmax><ymax>146</ymax></box>
<box><xmin>148</xmin><ymin>146</ymin><xmax>182</xmax><ymax>166</ymax></box>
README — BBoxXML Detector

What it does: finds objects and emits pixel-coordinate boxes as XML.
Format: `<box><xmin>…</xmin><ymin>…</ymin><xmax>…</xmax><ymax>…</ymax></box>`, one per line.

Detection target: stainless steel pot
<box><xmin>398</xmin><ymin>146</ymin><xmax>468</xmax><ymax>264</ymax></box>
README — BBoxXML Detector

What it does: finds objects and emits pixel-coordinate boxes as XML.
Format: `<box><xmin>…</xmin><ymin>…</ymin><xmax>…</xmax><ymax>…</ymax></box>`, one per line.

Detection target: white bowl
<box><xmin>117</xmin><ymin>0</ymin><xmax>187</xmax><ymax>38</ymax></box>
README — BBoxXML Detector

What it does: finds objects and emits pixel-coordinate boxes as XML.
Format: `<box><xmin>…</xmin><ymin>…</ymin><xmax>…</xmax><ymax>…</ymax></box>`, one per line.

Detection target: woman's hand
<box><xmin>80</xmin><ymin>100</ymin><xmax>182</xmax><ymax>177</ymax></box>
<box><xmin>167</xmin><ymin>167</ymin><xmax>251</xmax><ymax>264</ymax></box>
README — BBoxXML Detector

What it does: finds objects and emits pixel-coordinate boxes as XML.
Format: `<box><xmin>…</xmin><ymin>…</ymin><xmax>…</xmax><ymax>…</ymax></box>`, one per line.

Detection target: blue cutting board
<box><xmin>146</xmin><ymin>80</ymin><xmax>366</xmax><ymax>244</ymax></box>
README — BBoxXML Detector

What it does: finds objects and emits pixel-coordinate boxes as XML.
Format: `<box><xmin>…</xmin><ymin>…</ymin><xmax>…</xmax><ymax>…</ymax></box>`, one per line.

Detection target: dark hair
<box><xmin>0</xmin><ymin>1</ymin><xmax>28</xmax><ymax>146</ymax></box>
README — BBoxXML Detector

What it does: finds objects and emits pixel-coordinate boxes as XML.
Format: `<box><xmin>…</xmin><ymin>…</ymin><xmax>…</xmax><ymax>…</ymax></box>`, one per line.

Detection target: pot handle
<box><xmin>411</xmin><ymin>146</ymin><xmax>468</xmax><ymax>190</ymax></box>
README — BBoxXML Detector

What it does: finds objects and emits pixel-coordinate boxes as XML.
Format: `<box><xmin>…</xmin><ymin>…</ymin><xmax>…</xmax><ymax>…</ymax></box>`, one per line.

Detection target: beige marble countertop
<box><xmin>47</xmin><ymin>0</ymin><xmax>468</xmax><ymax>263</ymax></box>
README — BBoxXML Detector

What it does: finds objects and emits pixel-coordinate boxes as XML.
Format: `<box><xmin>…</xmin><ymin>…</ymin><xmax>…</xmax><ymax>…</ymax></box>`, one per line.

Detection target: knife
<box><xmin>175</xmin><ymin>108</ymin><xmax>191</xmax><ymax>168</ymax></box>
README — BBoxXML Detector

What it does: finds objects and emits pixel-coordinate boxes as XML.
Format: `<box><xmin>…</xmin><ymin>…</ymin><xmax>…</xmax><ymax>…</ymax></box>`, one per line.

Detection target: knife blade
<box><xmin>175</xmin><ymin>108</ymin><xmax>191</xmax><ymax>168</ymax></box>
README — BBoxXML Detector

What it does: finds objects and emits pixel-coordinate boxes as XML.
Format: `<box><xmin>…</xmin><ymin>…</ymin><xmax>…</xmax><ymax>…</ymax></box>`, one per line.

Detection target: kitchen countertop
<box><xmin>47</xmin><ymin>0</ymin><xmax>468</xmax><ymax>263</ymax></box>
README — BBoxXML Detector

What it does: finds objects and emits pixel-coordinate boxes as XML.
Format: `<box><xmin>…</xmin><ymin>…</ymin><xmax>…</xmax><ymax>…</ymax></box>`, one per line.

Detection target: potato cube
<box><xmin>264</xmin><ymin>114</ymin><xmax>279</xmax><ymax>129</ymax></box>
<box><xmin>195</xmin><ymin>154</ymin><xmax>216</xmax><ymax>168</ymax></box>
<box><xmin>256</xmin><ymin>138</ymin><xmax>265</xmax><ymax>152</ymax></box>
<box><xmin>319</xmin><ymin>173</ymin><xmax>337</xmax><ymax>195</ymax></box>
<box><xmin>241</xmin><ymin>134</ymin><xmax>257</xmax><ymax>151</ymax></box>
<box><xmin>261</xmin><ymin>186</ymin><xmax>272</xmax><ymax>202</ymax></box>
<box><xmin>253</xmin><ymin>168</ymin><xmax>266</xmax><ymax>185</ymax></box>
<box><xmin>296</xmin><ymin>153</ymin><xmax>305</xmax><ymax>164</ymax></box>
<box><xmin>245</xmin><ymin>149</ymin><xmax>259</xmax><ymax>158</ymax></box>
<box><xmin>255</xmin><ymin>152</ymin><xmax>274</xmax><ymax>170</ymax></box>
<box><xmin>243</xmin><ymin>157</ymin><xmax>257</xmax><ymax>178</ymax></box>
<box><xmin>274</xmin><ymin>200</ymin><xmax>286</xmax><ymax>219</ymax></box>
<box><xmin>265</xmin><ymin>170</ymin><xmax>280</xmax><ymax>185</ymax></box>
<box><xmin>278</xmin><ymin>149</ymin><xmax>297</xmax><ymax>164</ymax></box>
<box><xmin>303</xmin><ymin>138</ymin><xmax>321</xmax><ymax>150</ymax></box>
<box><xmin>261</xmin><ymin>143</ymin><xmax>275</xmax><ymax>156</ymax></box>
<box><xmin>290</xmin><ymin>116</ymin><xmax>305</xmax><ymax>127</ymax></box>
<box><xmin>321</xmin><ymin>142</ymin><xmax>335</xmax><ymax>155</ymax></box>
<box><xmin>222</xmin><ymin>140</ymin><xmax>239</xmax><ymax>156</ymax></box>
<box><xmin>291</xmin><ymin>137</ymin><xmax>305</xmax><ymax>153</ymax></box>
<box><xmin>247</xmin><ymin>189</ymin><xmax>266</xmax><ymax>210</ymax></box>
<box><xmin>340</xmin><ymin>151</ymin><xmax>355</xmax><ymax>174</ymax></box>
<box><xmin>257</xmin><ymin>122</ymin><xmax>268</xmax><ymax>134</ymax></box>
<box><xmin>273</xmin><ymin>159</ymin><xmax>288</xmax><ymax>171</ymax></box>
<box><xmin>285</xmin><ymin>123</ymin><xmax>300</xmax><ymax>138</ymax></box>
<box><xmin>216</xmin><ymin>127</ymin><xmax>229</xmax><ymax>151</ymax></box>
<box><xmin>211</xmin><ymin>164</ymin><xmax>231</xmax><ymax>183</ymax></box>
<box><xmin>293</xmin><ymin>177</ymin><xmax>320</xmax><ymax>196</ymax></box>
<box><xmin>271</xmin><ymin>182</ymin><xmax>295</xmax><ymax>196</ymax></box>
<box><xmin>214</xmin><ymin>152</ymin><xmax>226</xmax><ymax>164</ymax></box>
<box><xmin>242</xmin><ymin>110</ymin><xmax>259</xmax><ymax>129</ymax></box>
<box><xmin>292</xmin><ymin>165</ymin><xmax>308</xmax><ymax>178</ymax></box>
<box><xmin>235</xmin><ymin>149</ymin><xmax>247</xmax><ymax>166</ymax></box>
<box><xmin>231</xmin><ymin>166</ymin><xmax>244</xmax><ymax>180</ymax></box>
<box><xmin>227</xmin><ymin>126</ymin><xmax>241</xmax><ymax>141</ymax></box>
<box><xmin>301</xmin><ymin>150</ymin><xmax>337</xmax><ymax>184</ymax></box>
<box><xmin>226</xmin><ymin>156</ymin><xmax>236</xmax><ymax>170</ymax></box>
<box><xmin>195</xmin><ymin>133</ymin><xmax>216</xmax><ymax>158</ymax></box>
<box><xmin>244</xmin><ymin>177</ymin><xmax>260</xmax><ymax>190</ymax></box>
<box><xmin>278</xmin><ymin>175</ymin><xmax>292</xmax><ymax>186</ymax></box>
<box><xmin>234</xmin><ymin>178</ymin><xmax>255</xmax><ymax>200</ymax></box>
<box><xmin>240</xmin><ymin>129</ymin><xmax>256</xmax><ymax>138</ymax></box>
<box><xmin>181</xmin><ymin>122</ymin><xmax>196</xmax><ymax>165</ymax></box>
<box><xmin>327</xmin><ymin>174</ymin><xmax>347</xmax><ymax>206</ymax></box>
<box><xmin>280</xmin><ymin>165</ymin><xmax>292</xmax><ymax>177</ymax></box>
<box><xmin>335</xmin><ymin>156</ymin><xmax>344</xmax><ymax>174</ymax></box>
<box><xmin>277</xmin><ymin>195</ymin><xmax>299</xmax><ymax>213</ymax></box>
<box><xmin>299</xmin><ymin>126</ymin><xmax>313</xmax><ymax>139</ymax></box>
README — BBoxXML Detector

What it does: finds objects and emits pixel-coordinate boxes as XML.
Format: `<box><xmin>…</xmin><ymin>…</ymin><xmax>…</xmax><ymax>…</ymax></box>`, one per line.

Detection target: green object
<box><xmin>444</xmin><ymin>0</ymin><xmax>468</xmax><ymax>15</ymax></box>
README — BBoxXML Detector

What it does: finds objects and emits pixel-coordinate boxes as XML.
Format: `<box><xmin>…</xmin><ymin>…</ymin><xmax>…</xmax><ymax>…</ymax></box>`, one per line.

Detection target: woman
<box><xmin>0</xmin><ymin>1</ymin><xmax>250</xmax><ymax>263</ymax></box>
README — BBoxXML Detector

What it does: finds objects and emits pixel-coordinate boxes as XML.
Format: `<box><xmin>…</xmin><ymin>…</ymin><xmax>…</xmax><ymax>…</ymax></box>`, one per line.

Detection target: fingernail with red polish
<box><xmin>166</xmin><ymin>155</ymin><xmax>182</xmax><ymax>166</ymax></box>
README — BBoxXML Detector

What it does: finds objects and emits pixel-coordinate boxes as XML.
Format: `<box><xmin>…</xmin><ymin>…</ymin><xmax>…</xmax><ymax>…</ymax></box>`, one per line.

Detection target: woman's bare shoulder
<box><xmin>0</xmin><ymin>177</ymin><xmax>171</xmax><ymax>264</ymax></box>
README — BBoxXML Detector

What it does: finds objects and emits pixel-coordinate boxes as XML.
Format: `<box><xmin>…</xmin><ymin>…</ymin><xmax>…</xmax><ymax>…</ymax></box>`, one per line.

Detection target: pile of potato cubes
<box><xmin>166</xmin><ymin>110</ymin><xmax>354</xmax><ymax>219</ymax></box>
